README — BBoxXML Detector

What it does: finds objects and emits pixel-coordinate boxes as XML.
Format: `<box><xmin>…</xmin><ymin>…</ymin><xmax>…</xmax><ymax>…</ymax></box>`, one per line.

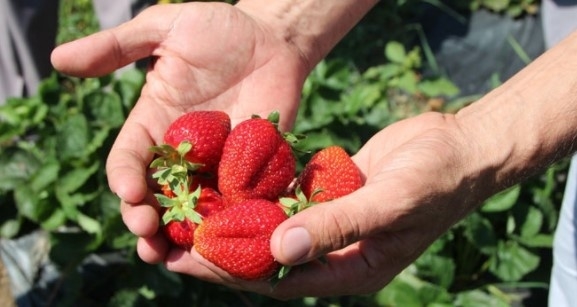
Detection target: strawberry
<box><xmin>152</xmin><ymin>110</ymin><xmax>231</xmax><ymax>175</ymax></box>
<box><xmin>159</xmin><ymin>186</ymin><xmax>226</xmax><ymax>249</ymax></box>
<box><xmin>194</xmin><ymin>199</ymin><xmax>288</xmax><ymax>280</ymax></box>
<box><xmin>295</xmin><ymin>145</ymin><xmax>362</xmax><ymax>203</ymax></box>
<box><xmin>162</xmin><ymin>218</ymin><xmax>197</xmax><ymax>250</ymax></box>
<box><xmin>150</xmin><ymin>110</ymin><xmax>230</xmax><ymax>200</ymax></box>
<box><xmin>217</xmin><ymin>113</ymin><xmax>296</xmax><ymax>205</ymax></box>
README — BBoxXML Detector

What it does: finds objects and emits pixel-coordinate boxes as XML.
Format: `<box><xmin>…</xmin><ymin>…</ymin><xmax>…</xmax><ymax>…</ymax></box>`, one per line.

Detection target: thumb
<box><xmin>271</xmin><ymin>189</ymin><xmax>381</xmax><ymax>265</ymax></box>
<box><xmin>50</xmin><ymin>5</ymin><xmax>175</xmax><ymax>77</ymax></box>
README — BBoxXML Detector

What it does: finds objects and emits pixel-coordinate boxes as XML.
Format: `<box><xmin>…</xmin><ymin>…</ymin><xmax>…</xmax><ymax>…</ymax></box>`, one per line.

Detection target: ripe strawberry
<box><xmin>160</xmin><ymin>186</ymin><xmax>226</xmax><ymax>250</ymax></box>
<box><xmin>194</xmin><ymin>199</ymin><xmax>288</xmax><ymax>280</ymax></box>
<box><xmin>150</xmin><ymin>111</ymin><xmax>231</xmax><ymax>180</ymax></box>
<box><xmin>150</xmin><ymin>110</ymin><xmax>229</xmax><ymax>199</ymax></box>
<box><xmin>156</xmin><ymin>110</ymin><xmax>231</xmax><ymax>174</ymax></box>
<box><xmin>295</xmin><ymin>145</ymin><xmax>362</xmax><ymax>203</ymax></box>
<box><xmin>162</xmin><ymin>218</ymin><xmax>197</xmax><ymax>250</ymax></box>
<box><xmin>218</xmin><ymin>113</ymin><xmax>296</xmax><ymax>205</ymax></box>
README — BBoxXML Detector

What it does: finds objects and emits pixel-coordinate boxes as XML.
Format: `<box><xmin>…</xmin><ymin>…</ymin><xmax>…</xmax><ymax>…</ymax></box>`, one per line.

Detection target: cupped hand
<box><xmin>165</xmin><ymin>112</ymin><xmax>497</xmax><ymax>298</ymax></box>
<box><xmin>51</xmin><ymin>2</ymin><xmax>310</xmax><ymax>263</ymax></box>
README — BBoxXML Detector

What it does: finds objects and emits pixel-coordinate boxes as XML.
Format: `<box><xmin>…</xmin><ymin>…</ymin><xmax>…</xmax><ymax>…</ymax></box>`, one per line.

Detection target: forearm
<box><xmin>456</xmin><ymin>31</ymin><xmax>577</xmax><ymax>190</ymax></box>
<box><xmin>236</xmin><ymin>0</ymin><xmax>379</xmax><ymax>72</ymax></box>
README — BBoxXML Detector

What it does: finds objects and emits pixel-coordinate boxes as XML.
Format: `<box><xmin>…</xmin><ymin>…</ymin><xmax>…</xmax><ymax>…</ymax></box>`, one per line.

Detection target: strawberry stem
<box><xmin>149</xmin><ymin>140</ymin><xmax>206</xmax><ymax>225</ymax></box>
<box><xmin>279</xmin><ymin>186</ymin><xmax>321</xmax><ymax>216</ymax></box>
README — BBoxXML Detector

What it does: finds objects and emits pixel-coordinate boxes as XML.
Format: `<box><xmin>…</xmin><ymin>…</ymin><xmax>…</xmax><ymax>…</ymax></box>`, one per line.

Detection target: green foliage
<box><xmin>57</xmin><ymin>0</ymin><xmax>99</xmax><ymax>44</ymax></box>
<box><xmin>294</xmin><ymin>40</ymin><xmax>459</xmax><ymax>157</ymax></box>
<box><xmin>0</xmin><ymin>71</ymin><xmax>143</xmax><ymax>245</ymax></box>
<box><xmin>468</xmin><ymin>0</ymin><xmax>540</xmax><ymax>17</ymax></box>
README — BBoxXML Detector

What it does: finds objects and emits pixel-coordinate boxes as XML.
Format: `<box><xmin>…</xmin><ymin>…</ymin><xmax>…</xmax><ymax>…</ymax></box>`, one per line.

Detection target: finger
<box><xmin>120</xmin><ymin>196</ymin><xmax>159</xmax><ymax>237</ymax></box>
<box><xmin>165</xmin><ymin>249</ymin><xmax>232</xmax><ymax>285</ymax></box>
<box><xmin>168</xmin><ymin>249</ymin><xmax>278</xmax><ymax>294</ymax></box>
<box><xmin>51</xmin><ymin>4</ymin><xmax>176</xmax><ymax>77</ymax></box>
<box><xmin>136</xmin><ymin>234</ymin><xmax>169</xmax><ymax>264</ymax></box>
<box><xmin>270</xmin><ymin>184</ymin><xmax>405</xmax><ymax>265</ymax></box>
<box><xmin>106</xmin><ymin>110</ymin><xmax>158</xmax><ymax>203</ymax></box>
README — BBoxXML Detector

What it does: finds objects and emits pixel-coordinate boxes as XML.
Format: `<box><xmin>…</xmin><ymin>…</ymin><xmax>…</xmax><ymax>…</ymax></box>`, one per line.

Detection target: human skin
<box><xmin>51</xmin><ymin>0</ymin><xmax>577</xmax><ymax>299</ymax></box>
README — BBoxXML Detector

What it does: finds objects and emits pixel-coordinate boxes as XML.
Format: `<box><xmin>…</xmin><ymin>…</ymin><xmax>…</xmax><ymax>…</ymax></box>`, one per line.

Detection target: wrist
<box><xmin>235</xmin><ymin>0</ymin><xmax>378</xmax><ymax>72</ymax></box>
<box><xmin>456</xmin><ymin>31</ymin><xmax>577</xmax><ymax>192</ymax></box>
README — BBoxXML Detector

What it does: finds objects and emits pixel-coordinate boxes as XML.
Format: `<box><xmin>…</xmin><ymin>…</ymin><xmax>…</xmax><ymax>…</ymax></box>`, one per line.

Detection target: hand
<box><xmin>165</xmin><ymin>112</ymin><xmax>494</xmax><ymax>298</ymax></box>
<box><xmin>51</xmin><ymin>2</ymin><xmax>309</xmax><ymax>263</ymax></box>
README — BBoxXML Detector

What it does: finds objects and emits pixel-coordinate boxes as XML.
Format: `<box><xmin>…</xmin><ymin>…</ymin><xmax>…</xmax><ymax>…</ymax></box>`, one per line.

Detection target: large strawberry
<box><xmin>159</xmin><ymin>186</ymin><xmax>226</xmax><ymax>250</ymax></box>
<box><xmin>150</xmin><ymin>110</ymin><xmax>230</xmax><ymax>197</ymax></box>
<box><xmin>152</xmin><ymin>110</ymin><xmax>231</xmax><ymax>175</ymax></box>
<box><xmin>295</xmin><ymin>145</ymin><xmax>362</xmax><ymax>203</ymax></box>
<box><xmin>218</xmin><ymin>113</ymin><xmax>296</xmax><ymax>205</ymax></box>
<box><xmin>194</xmin><ymin>199</ymin><xmax>288</xmax><ymax>280</ymax></box>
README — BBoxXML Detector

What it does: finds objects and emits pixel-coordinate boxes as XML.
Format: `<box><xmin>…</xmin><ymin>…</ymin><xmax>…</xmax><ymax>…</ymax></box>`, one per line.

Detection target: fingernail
<box><xmin>280</xmin><ymin>227</ymin><xmax>311</xmax><ymax>264</ymax></box>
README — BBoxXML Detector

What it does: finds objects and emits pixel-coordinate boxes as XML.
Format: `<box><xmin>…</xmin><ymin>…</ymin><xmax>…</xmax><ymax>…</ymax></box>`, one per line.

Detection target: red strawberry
<box><xmin>218</xmin><ymin>113</ymin><xmax>296</xmax><ymax>205</ymax></box>
<box><xmin>154</xmin><ymin>110</ymin><xmax>231</xmax><ymax>174</ymax></box>
<box><xmin>296</xmin><ymin>145</ymin><xmax>362</xmax><ymax>203</ymax></box>
<box><xmin>194</xmin><ymin>199</ymin><xmax>288</xmax><ymax>280</ymax></box>
<box><xmin>160</xmin><ymin>187</ymin><xmax>226</xmax><ymax>249</ymax></box>
<box><xmin>162</xmin><ymin>218</ymin><xmax>197</xmax><ymax>250</ymax></box>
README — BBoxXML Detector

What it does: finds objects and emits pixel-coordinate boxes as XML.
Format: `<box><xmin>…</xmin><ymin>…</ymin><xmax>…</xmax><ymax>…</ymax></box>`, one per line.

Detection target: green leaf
<box><xmin>414</xmin><ymin>252</ymin><xmax>456</xmax><ymax>288</ymax></box>
<box><xmin>114</xmin><ymin>69</ymin><xmax>145</xmax><ymax>109</ymax></box>
<box><xmin>0</xmin><ymin>147</ymin><xmax>41</xmax><ymax>191</ymax></box>
<box><xmin>488</xmin><ymin>240</ymin><xmax>540</xmax><ymax>282</ymax></box>
<box><xmin>342</xmin><ymin>83</ymin><xmax>382</xmax><ymax>116</ymax></box>
<box><xmin>513</xmin><ymin>233</ymin><xmax>553</xmax><ymax>248</ymax></box>
<box><xmin>76</xmin><ymin>212</ymin><xmax>102</xmax><ymax>235</ymax></box>
<box><xmin>462</xmin><ymin>212</ymin><xmax>498</xmax><ymax>254</ymax></box>
<box><xmin>418</xmin><ymin>77</ymin><xmax>460</xmax><ymax>97</ymax></box>
<box><xmin>40</xmin><ymin>208</ymin><xmax>67</xmax><ymax>231</ymax></box>
<box><xmin>57</xmin><ymin>161</ymin><xmax>100</xmax><ymax>193</ymax></box>
<box><xmin>379</xmin><ymin>63</ymin><xmax>403</xmax><ymax>81</ymax></box>
<box><xmin>375</xmin><ymin>270</ymin><xmax>453</xmax><ymax>306</ymax></box>
<box><xmin>30</xmin><ymin>160</ymin><xmax>60</xmax><ymax>192</ymax></box>
<box><xmin>396</xmin><ymin>71</ymin><xmax>419</xmax><ymax>93</ymax></box>
<box><xmin>385</xmin><ymin>41</ymin><xmax>407</xmax><ymax>64</ymax></box>
<box><xmin>84</xmin><ymin>91</ymin><xmax>125</xmax><ymax>127</ymax></box>
<box><xmin>0</xmin><ymin>219</ymin><xmax>21</xmax><ymax>238</ymax></box>
<box><xmin>57</xmin><ymin>113</ymin><xmax>90</xmax><ymax>160</ymax></box>
<box><xmin>455</xmin><ymin>288</ymin><xmax>510</xmax><ymax>307</ymax></box>
<box><xmin>481</xmin><ymin>185</ymin><xmax>520</xmax><ymax>213</ymax></box>
<box><xmin>519</xmin><ymin>206</ymin><xmax>543</xmax><ymax>238</ymax></box>
<box><xmin>14</xmin><ymin>185</ymin><xmax>50</xmax><ymax>223</ymax></box>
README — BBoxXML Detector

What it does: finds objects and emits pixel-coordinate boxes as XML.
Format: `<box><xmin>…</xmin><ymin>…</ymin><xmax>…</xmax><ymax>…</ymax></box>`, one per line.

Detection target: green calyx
<box><xmin>253</xmin><ymin>110</ymin><xmax>308</xmax><ymax>155</ymax></box>
<box><xmin>279</xmin><ymin>186</ymin><xmax>322</xmax><ymax>217</ymax></box>
<box><xmin>150</xmin><ymin>141</ymin><xmax>204</xmax><ymax>184</ymax></box>
<box><xmin>149</xmin><ymin>141</ymin><xmax>204</xmax><ymax>225</ymax></box>
<box><xmin>157</xmin><ymin>184</ymin><xmax>203</xmax><ymax>226</ymax></box>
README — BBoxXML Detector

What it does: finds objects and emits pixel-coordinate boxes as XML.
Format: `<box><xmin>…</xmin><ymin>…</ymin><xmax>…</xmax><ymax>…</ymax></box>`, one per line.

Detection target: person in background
<box><xmin>0</xmin><ymin>0</ymin><xmax>154</xmax><ymax>103</ymax></box>
<box><xmin>543</xmin><ymin>1</ymin><xmax>577</xmax><ymax>306</ymax></box>
<box><xmin>46</xmin><ymin>0</ymin><xmax>577</xmax><ymax>303</ymax></box>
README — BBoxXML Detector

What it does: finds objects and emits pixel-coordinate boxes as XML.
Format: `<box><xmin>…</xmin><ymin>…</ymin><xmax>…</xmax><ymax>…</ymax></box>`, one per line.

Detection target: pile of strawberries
<box><xmin>149</xmin><ymin>110</ymin><xmax>362</xmax><ymax>281</ymax></box>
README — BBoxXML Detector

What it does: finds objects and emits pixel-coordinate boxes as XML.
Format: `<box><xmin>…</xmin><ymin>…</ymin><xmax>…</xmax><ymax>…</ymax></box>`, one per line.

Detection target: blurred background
<box><xmin>0</xmin><ymin>0</ymin><xmax>566</xmax><ymax>306</ymax></box>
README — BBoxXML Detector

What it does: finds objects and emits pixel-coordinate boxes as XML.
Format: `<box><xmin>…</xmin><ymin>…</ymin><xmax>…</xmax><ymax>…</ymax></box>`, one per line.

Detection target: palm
<box><xmin>132</xmin><ymin>3</ymin><xmax>306</xmax><ymax>140</ymax></box>
<box><xmin>51</xmin><ymin>3</ymin><xmax>308</xmax><ymax>251</ymax></box>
